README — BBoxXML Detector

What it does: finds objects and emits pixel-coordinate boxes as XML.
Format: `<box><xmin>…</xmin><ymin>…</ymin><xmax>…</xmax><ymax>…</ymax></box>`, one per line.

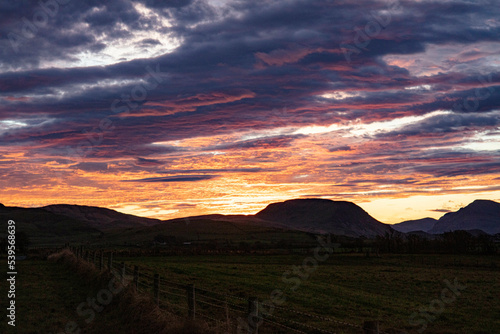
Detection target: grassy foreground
<box><xmin>1</xmin><ymin>253</ymin><xmax>498</xmax><ymax>333</ymax></box>
<box><xmin>0</xmin><ymin>257</ymin><xmax>103</xmax><ymax>333</ymax></box>
<box><xmin>118</xmin><ymin>253</ymin><xmax>500</xmax><ymax>333</ymax></box>
<box><xmin>0</xmin><ymin>253</ymin><xmax>210</xmax><ymax>334</ymax></box>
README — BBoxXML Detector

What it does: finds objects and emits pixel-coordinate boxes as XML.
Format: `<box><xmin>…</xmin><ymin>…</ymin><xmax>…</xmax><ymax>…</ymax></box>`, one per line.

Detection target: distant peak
<box><xmin>466</xmin><ymin>199</ymin><xmax>500</xmax><ymax>209</ymax></box>
<box><xmin>471</xmin><ymin>199</ymin><xmax>497</xmax><ymax>204</ymax></box>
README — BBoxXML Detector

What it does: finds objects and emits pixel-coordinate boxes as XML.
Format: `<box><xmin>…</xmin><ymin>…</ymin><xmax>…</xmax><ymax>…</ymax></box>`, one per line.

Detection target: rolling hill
<box><xmin>391</xmin><ymin>218</ymin><xmax>437</xmax><ymax>233</ymax></box>
<box><xmin>0</xmin><ymin>203</ymin><xmax>316</xmax><ymax>246</ymax></box>
<box><xmin>0</xmin><ymin>204</ymin><xmax>101</xmax><ymax>244</ymax></box>
<box><xmin>100</xmin><ymin>215</ymin><xmax>317</xmax><ymax>246</ymax></box>
<box><xmin>42</xmin><ymin>204</ymin><xmax>161</xmax><ymax>230</ymax></box>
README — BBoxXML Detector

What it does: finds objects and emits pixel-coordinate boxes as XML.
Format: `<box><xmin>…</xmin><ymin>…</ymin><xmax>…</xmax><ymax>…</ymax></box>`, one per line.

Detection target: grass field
<box><xmin>1</xmin><ymin>253</ymin><xmax>499</xmax><ymax>333</ymax></box>
<box><xmin>0</xmin><ymin>257</ymin><xmax>143</xmax><ymax>334</ymax></box>
<box><xmin>117</xmin><ymin>253</ymin><xmax>500</xmax><ymax>334</ymax></box>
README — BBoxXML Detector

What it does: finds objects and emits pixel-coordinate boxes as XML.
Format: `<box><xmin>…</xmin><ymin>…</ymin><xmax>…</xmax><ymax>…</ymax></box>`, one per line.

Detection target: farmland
<box><xmin>1</xmin><ymin>250</ymin><xmax>499</xmax><ymax>333</ymax></box>
<box><xmin>117</xmin><ymin>253</ymin><xmax>500</xmax><ymax>333</ymax></box>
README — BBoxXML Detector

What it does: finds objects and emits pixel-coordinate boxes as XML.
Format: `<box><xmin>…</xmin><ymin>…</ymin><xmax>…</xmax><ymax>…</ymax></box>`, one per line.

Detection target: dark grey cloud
<box><xmin>174</xmin><ymin>203</ymin><xmax>197</xmax><ymax>208</ymax></box>
<box><xmin>135</xmin><ymin>157</ymin><xmax>165</xmax><ymax>166</ymax></box>
<box><xmin>0</xmin><ymin>0</ymin><xmax>139</xmax><ymax>68</ymax></box>
<box><xmin>413</xmin><ymin>161</ymin><xmax>500</xmax><ymax>177</ymax></box>
<box><xmin>140</xmin><ymin>38</ymin><xmax>162</xmax><ymax>46</ymax></box>
<box><xmin>123</xmin><ymin>175</ymin><xmax>218</xmax><ymax>182</ymax></box>
<box><xmin>208</xmin><ymin>135</ymin><xmax>304</xmax><ymax>151</ymax></box>
<box><xmin>328</xmin><ymin>145</ymin><xmax>352</xmax><ymax>152</ymax></box>
<box><xmin>431</xmin><ymin>209</ymin><xmax>452</xmax><ymax>213</ymax></box>
<box><xmin>333</xmin><ymin>178</ymin><xmax>418</xmax><ymax>186</ymax></box>
<box><xmin>72</xmin><ymin>162</ymin><xmax>108</xmax><ymax>172</ymax></box>
<box><xmin>142</xmin><ymin>0</ymin><xmax>194</xmax><ymax>9</ymax></box>
<box><xmin>159</xmin><ymin>168</ymin><xmax>275</xmax><ymax>173</ymax></box>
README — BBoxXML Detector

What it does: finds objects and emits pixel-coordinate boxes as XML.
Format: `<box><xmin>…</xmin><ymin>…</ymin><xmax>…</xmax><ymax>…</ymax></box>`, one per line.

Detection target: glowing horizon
<box><xmin>1</xmin><ymin>0</ymin><xmax>499</xmax><ymax>225</ymax></box>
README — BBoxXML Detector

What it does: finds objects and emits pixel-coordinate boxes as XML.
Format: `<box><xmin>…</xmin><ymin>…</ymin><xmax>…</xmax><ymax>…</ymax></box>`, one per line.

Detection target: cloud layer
<box><xmin>1</xmin><ymin>0</ymin><xmax>499</xmax><ymax>223</ymax></box>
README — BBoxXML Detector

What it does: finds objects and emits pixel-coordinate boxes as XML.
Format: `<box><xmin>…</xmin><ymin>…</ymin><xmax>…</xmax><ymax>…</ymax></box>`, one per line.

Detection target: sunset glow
<box><xmin>1</xmin><ymin>0</ymin><xmax>499</xmax><ymax>224</ymax></box>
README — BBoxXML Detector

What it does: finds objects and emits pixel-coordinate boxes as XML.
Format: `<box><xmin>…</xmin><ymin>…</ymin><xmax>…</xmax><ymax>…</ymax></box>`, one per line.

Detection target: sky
<box><xmin>1</xmin><ymin>0</ymin><xmax>499</xmax><ymax>224</ymax></box>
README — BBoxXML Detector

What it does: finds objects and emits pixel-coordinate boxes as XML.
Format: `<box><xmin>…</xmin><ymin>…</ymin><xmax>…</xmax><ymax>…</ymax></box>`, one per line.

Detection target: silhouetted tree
<box><xmin>16</xmin><ymin>232</ymin><xmax>30</xmax><ymax>253</ymax></box>
<box><xmin>477</xmin><ymin>234</ymin><xmax>496</xmax><ymax>254</ymax></box>
<box><xmin>441</xmin><ymin>231</ymin><xmax>472</xmax><ymax>254</ymax></box>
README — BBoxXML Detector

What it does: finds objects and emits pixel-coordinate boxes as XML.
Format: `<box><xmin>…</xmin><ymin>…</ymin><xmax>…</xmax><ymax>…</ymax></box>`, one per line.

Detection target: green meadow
<box><xmin>1</xmin><ymin>253</ymin><xmax>499</xmax><ymax>333</ymax></box>
<box><xmin>118</xmin><ymin>253</ymin><xmax>500</xmax><ymax>333</ymax></box>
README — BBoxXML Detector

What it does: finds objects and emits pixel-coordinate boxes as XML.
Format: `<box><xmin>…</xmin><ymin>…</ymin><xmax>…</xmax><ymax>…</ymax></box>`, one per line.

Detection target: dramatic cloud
<box><xmin>1</xmin><ymin>0</ymin><xmax>500</xmax><ymax>223</ymax></box>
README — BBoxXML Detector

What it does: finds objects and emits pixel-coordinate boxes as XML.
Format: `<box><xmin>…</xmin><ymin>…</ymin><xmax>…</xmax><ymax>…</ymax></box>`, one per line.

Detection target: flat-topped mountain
<box><xmin>392</xmin><ymin>218</ymin><xmax>437</xmax><ymax>233</ymax></box>
<box><xmin>255</xmin><ymin>198</ymin><xmax>393</xmax><ymax>237</ymax></box>
<box><xmin>429</xmin><ymin>200</ymin><xmax>500</xmax><ymax>235</ymax></box>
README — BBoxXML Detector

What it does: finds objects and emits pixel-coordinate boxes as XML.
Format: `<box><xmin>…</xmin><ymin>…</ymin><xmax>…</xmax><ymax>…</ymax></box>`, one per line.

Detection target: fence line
<box><xmin>58</xmin><ymin>245</ymin><xmax>387</xmax><ymax>334</ymax></box>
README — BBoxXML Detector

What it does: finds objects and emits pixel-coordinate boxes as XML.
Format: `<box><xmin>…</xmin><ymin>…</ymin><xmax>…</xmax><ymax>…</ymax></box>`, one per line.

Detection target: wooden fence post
<box><xmin>133</xmin><ymin>266</ymin><xmax>139</xmax><ymax>290</ymax></box>
<box><xmin>154</xmin><ymin>274</ymin><xmax>160</xmax><ymax>305</ymax></box>
<box><xmin>187</xmin><ymin>284</ymin><xmax>196</xmax><ymax>320</ymax></box>
<box><xmin>248</xmin><ymin>297</ymin><xmax>259</xmax><ymax>334</ymax></box>
<box><xmin>108</xmin><ymin>252</ymin><xmax>113</xmax><ymax>271</ymax></box>
<box><xmin>363</xmin><ymin>320</ymin><xmax>379</xmax><ymax>334</ymax></box>
<box><xmin>99</xmin><ymin>251</ymin><xmax>103</xmax><ymax>271</ymax></box>
<box><xmin>93</xmin><ymin>251</ymin><xmax>97</xmax><ymax>265</ymax></box>
<box><xmin>225</xmin><ymin>297</ymin><xmax>230</xmax><ymax>329</ymax></box>
<box><xmin>120</xmin><ymin>262</ymin><xmax>126</xmax><ymax>283</ymax></box>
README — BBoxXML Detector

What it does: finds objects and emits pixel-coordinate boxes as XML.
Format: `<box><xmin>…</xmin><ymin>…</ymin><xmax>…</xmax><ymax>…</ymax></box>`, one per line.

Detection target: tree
<box><xmin>17</xmin><ymin>232</ymin><xmax>30</xmax><ymax>253</ymax></box>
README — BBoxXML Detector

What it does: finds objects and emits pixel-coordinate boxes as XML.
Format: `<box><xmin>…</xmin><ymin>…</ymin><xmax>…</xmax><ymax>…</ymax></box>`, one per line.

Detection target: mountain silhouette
<box><xmin>392</xmin><ymin>218</ymin><xmax>437</xmax><ymax>233</ymax></box>
<box><xmin>255</xmin><ymin>198</ymin><xmax>392</xmax><ymax>237</ymax></box>
<box><xmin>429</xmin><ymin>200</ymin><xmax>500</xmax><ymax>235</ymax></box>
<box><xmin>0</xmin><ymin>204</ymin><xmax>100</xmax><ymax>243</ymax></box>
<box><xmin>42</xmin><ymin>204</ymin><xmax>161</xmax><ymax>230</ymax></box>
<box><xmin>3</xmin><ymin>198</ymin><xmax>498</xmax><ymax>241</ymax></box>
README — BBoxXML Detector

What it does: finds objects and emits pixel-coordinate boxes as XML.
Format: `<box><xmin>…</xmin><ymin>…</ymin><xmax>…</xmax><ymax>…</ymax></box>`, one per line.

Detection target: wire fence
<box><xmin>62</xmin><ymin>245</ymin><xmax>389</xmax><ymax>334</ymax></box>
